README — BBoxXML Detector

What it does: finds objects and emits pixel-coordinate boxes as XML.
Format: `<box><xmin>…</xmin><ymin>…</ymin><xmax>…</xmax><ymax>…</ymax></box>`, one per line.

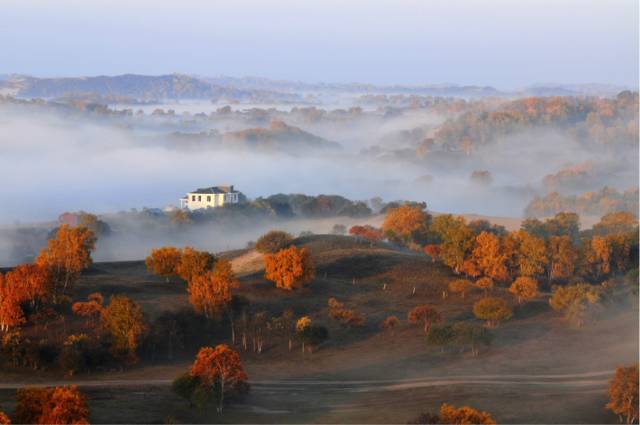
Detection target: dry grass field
<box><xmin>0</xmin><ymin>235</ymin><xmax>637</xmax><ymax>424</ymax></box>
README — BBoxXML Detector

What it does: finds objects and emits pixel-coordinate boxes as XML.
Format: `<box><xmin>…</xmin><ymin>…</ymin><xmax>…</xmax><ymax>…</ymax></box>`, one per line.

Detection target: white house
<box><xmin>180</xmin><ymin>185</ymin><xmax>240</xmax><ymax>210</ymax></box>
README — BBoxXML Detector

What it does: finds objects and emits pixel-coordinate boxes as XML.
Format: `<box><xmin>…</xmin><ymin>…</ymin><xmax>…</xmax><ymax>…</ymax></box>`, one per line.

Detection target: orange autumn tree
<box><xmin>175</xmin><ymin>247</ymin><xmax>216</xmax><ymax>282</ymax></box>
<box><xmin>0</xmin><ymin>410</ymin><xmax>8</xmax><ymax>425</ymax></box>
<box><xmin>36</xmin><ymin>225</ymin><xmax>96</xmax><ymax>297</ymax></box>
<box><xmin>509</xmin><ymin>277</ymin><xmax>539</xmax><ymax>304</ymax></box>
<box><xmin>264</xmin><ymin>246</ymin><xmax>315</xmax><ymax>290</ymax></box>
<box><xmin>463</xmin><ymin>231</ymin><xmax>509</xmax><ymax>282</ymax></box>
<box><xmin>0</xmin><ymin>273</ymin><xmax>27</xmax><ymax>332</ymax></box>
<box><xmin>187</xmin><ymin>259</ymin><xmax>239</xmax><ymax>319</ymax></box>
<box><xmin>382</xmin><ymin>204</ymin><xmax>430</xmax><ymax>245</ymax></box>
<box><xmin>516</xmin><ymin>230</ymin><xmax>548</xmax><ymax>279</ymax></box>
<box><xmin>145</xmin><ymin>246</ymin><xmax>181</xmax><ymax>282</ymax></box>
<box><xmin>548</xmin><ymin>235</ymin><xmax>577</xmax><ymax>282</ymax></box>
<box><xmin>37</xmin><ymin>386</ymin><xmax>89</xmax><ymax>425</ymax></box>
<box><xmin>5</xmin><ymin>264</ymin><xmax>52</xmax><ymax>308</ymax></box>
<box><xmin>349</xmin><ymin>225</ymin><xmax>384</xmax><ymax>243</ymax></box>
<box><xmin>14</xmin><ymin>386</ymin><xmax>89</xmax><ymax>425</ymax></box>
<box><xmin>190</xmin><ymin>344</ymin><xmax>249</xmax><ymax>413</ymax></box>
<box><xmin>72</xmin><ymin>292</ymin><xmax>104</xmax><ymax>326</ymax></box>
<box><xmin>606</xmin><ymin>364</ymin><xmax>639</xmax><ymax>424</ymax></box>
<box><xmin>100</xmin><ymin>295</ymin><xmax>146</xmax><ymax>363</ymax></box>
<box><xmin>439</xmin><ymin>403</ymin><xmax>496</xmax><ymax>425</ymax></box>
<box><xmin>407</xmin><ymin>305</ymin><xmax>442</xmax><ymax>334</ymax></box>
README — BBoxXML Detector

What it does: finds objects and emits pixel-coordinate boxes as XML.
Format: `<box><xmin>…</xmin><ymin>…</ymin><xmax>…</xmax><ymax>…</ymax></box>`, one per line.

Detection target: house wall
<box><xmin>185</xmin><ymin>192</ymin><xmax>239</xmax><ymax>210</ymax></box>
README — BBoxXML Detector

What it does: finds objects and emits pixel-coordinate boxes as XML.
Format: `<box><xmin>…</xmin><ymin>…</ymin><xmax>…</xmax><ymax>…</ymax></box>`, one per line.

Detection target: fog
<box><xmin>0</xmin><ymin>97</ymin><xmax>637</xmax><ymax>265</ymax></box>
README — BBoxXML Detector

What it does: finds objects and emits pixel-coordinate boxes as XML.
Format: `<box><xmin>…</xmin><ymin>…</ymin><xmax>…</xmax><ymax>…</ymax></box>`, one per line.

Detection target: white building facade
<box><xmin>180</xmin><ymin>185</ymin><xmax>241</xmax><ymax>210</ymax></box>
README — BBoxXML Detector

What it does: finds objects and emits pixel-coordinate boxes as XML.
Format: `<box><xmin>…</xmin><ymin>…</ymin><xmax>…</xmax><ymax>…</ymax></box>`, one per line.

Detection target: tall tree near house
<box><xmin>264</xmin><ymin>246</ymin><xmax>315</xmax><ymax>290</ymax></box>
<box><xmin>187</xmin><ymin>259</ymin><xmax>239</xmax><ymax>319</ymax></box>
<box><xmin>145</xmin><ymin>246</ymin><xmax>181</xmax><ymax>282</ymax></box>
<box><xmin>606</xmin><ymin>364</ymin><xmax>639</xmax><ymax>424</ymax></box>
<box><xmin>190</xmin><ymin>344</ymin><xmax>249</xmax><ymax>413</ymax></box>
<box><xmin>407</xmin><ymin>305</ymin><xmax>442</xmax><ymax>334</ymax></box>
<box><xmin>35</xmin><ymin>225</ymin><xmax>96</xmax><ymax>297</ymax></box>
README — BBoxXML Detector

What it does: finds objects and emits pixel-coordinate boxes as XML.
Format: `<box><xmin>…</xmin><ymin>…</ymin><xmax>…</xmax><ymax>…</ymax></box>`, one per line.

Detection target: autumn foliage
<box><xmin>606</xmin><ymin>364</ymin><xmax>639</xmax><ymax>424</ymax></box>
<box><xmin>100</xmin><ymin>295</ymin><xmax>146</xmax><ymax>363</ymax></box>
<box><xmin>189</xmin><ymin>344</ymin><xmax>249</xmax><ymax>412</ymax></box>
<box><xmin>439</xmin><ymin>403</ymin><xmax>496</xmax><ymax>424</ymax></box>
<box><xmin>508</xmin><ymin>277</ymin><xmax>539</xmax><ymax>304</ymax></box>
<box><xmin>187</xmin><ymin>259</ymin><xmax>239</xmax><ymax>318</ymax></box>
<box><xmin>349</xmin><ymin>225</ymin><xmax>384</xmax><ymax>242</ymax></box>
<box><xmin>473</xmin><ymin>297</ymin><xmax>513</xmax><ymax>327</ymax></box>
<box><xmin>382</xmin><ymin>204</ymin><xmax>430</xmax><ymax>244</ymax></box>
<box><xmin>14</xmin><ymin>386</ymin><xmax>89</xmax><ymax>425</ymax></box>
<box><xmin>327</xmin><ymin>298</ymin><xmax>365</xmax><ymax>327</ymax></box>
<box><xmin>407</xmin><ymin>305</ymin><xmax>442</xmax><ymax>334</ymax></box>
<box><xmin>264</xmin><ymin>246</ymin><xmax>315</xmax><ymax>290</ymax></box>
<box><xmin>175</xmin><ymin>247</ymin><xmax>215</xmax><ymax>282</ymax></box>
<box><xmin>35</xmin><ymin>225</ymin><xmax>96</xmax><ymax>297</ymax></box>
<box><xmin>145</xmin><ymin>246</ymin><xmax>181</xmax><ymax>282</ymax></box>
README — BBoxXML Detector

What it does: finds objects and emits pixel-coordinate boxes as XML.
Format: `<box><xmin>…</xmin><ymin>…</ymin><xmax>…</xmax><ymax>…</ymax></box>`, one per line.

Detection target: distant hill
<box><xmin>1</xmin><ymin>73</ymin><xmax>633</xmax><ymax>101</ymax></box>
<box><xmin>1</xmin><ymin>74</ymin><xmax>302</xmax><ymax>102</ymax></box>
<box><xmin>170</xmin><ymin>120</ymin><xmax>340</xmax><ymax>153</ymax></box>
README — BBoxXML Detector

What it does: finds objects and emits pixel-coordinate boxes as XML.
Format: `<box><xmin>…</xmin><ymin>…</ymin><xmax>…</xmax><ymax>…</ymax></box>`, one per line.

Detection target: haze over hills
<box><xmin>0</xmin><ymin>73</ymin><xmax>633</xmax><ymax>101</ymax></box>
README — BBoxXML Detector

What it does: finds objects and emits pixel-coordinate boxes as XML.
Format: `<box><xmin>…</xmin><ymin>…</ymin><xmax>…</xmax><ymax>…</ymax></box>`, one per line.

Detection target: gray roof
<box><xmin>190</xmin><ymin>185</ymin><xmax>237</xmax><ymax>194</ymax></box>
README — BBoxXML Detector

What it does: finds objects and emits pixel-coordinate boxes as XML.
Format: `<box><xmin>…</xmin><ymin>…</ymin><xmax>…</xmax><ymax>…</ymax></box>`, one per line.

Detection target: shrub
<box><xmin>473</xmin><ymin>297</ymin><xmax>512</xmax><ymax>327</ymax></box>
<box><xmin>255</xmin><ymin>231</ymin><xmax>293</xmax><ymax>254</ymax></box>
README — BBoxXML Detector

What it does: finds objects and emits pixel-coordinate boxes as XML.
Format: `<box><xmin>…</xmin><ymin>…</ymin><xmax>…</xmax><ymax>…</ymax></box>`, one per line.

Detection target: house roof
<box><xmin>190</xmin><ymin>185</ymin><xmax>237</xmax><ymax>194</ymax></box>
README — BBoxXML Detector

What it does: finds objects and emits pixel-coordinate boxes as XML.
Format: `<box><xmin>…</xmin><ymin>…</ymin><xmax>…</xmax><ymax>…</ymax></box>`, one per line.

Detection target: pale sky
<box><xmin>1</xmin><ymin>0</ymin><xmax>638</xmax><ymax>88</ymax></box>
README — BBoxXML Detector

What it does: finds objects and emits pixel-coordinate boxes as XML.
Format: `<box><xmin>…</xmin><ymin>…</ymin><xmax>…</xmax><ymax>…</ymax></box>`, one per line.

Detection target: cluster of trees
<box><xmin>430</xmin><ymin>212</ymin><xmax>638</xmax><ymax>288</ymax></box>
<box><xmin>0</xmin><ymin>385</ymin><xmax>89</xmax><ymax>425</ymax></box>
<box><xmin>434</xmin><ymin>92</ymin><xmax>638</xmax><ymax>152</ymax></box>
<box><xmin>408</xmin><ymin>403</ymin><xmax>496</xmax><ymax>424</ymax></box>
<box><xmin>525</xmin><ymin>187</ymin><xmax>638</xmax><ymax>218</ymax></box>
<box><xmin>0</xmin><ymin>225</ymin><xmax>95</xmax><ymax>334</ymax></box>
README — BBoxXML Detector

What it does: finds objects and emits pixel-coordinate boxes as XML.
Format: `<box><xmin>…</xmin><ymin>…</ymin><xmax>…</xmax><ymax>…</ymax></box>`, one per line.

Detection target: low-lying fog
<box><xmin>0</xmin><ymin>98</ymin><xmax>637</xmax><ymax>264</ymax></box>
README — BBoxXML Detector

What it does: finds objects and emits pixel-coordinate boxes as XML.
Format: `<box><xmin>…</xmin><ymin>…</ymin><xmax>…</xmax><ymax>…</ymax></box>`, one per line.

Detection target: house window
<box><xmin>192</xmin><ymin>195</ymin><xmax>196</xmax><ymax>201</ymax></box>
<box><xmin>198</xmin><ymin>195</ymin><xmax>201</xmax><ymax>201</ymax></box>
<box><xmin>207</xmin><ymin>196</ymin><xmax>211</xmax><ymax>202</ymax></box>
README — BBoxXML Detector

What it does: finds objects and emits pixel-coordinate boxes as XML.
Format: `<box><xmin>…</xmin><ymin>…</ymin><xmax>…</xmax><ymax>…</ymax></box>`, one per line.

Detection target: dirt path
<box><xmin>0</xmin><ymin>369</ymin><xmax>613</xmax><ymax>390</ymax></box>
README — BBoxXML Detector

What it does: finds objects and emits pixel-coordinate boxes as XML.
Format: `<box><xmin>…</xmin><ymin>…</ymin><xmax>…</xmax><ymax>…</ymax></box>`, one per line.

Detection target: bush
<box><xmin>473</xmin><ymin>297</ymin><xmax>513</xmax><ymax>327</ymax></box>
<box><xmin>255</xmin><ymin>230</ymin><xmax>294</xmax><ymax>254</ymax></box>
